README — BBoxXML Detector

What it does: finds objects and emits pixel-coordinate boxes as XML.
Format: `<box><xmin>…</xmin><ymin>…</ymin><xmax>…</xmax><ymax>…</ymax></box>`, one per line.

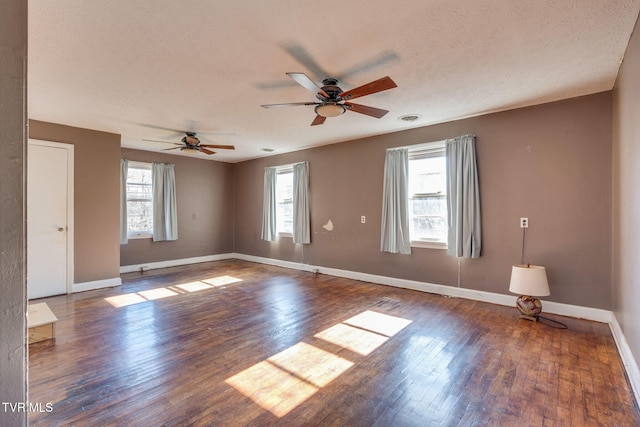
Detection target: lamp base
<box><xmin>515</xmin><ymin>295</ymin><xmax>542</xmax><ymax>321</ymax></box>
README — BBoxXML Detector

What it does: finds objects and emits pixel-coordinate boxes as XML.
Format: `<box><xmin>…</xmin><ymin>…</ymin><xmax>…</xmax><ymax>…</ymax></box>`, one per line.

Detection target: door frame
<box><xmin>28</xmin><ymin>139</ymin><xmax>74</xmax><ymax>295</ymax></box>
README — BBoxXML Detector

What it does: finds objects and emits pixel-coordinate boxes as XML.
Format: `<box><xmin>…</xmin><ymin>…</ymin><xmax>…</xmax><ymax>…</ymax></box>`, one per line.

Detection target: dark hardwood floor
<box><xmin>28</xmin><ymin>260</ymin><xmax>640</xmax><ymax>426</ymax></box>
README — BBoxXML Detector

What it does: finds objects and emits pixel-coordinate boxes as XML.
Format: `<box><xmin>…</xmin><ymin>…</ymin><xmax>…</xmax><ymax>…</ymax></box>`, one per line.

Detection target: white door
<box><xmin>27</xmin><ymin>140</ymin><xmax>74</xmax><ymax>299</ymax></box>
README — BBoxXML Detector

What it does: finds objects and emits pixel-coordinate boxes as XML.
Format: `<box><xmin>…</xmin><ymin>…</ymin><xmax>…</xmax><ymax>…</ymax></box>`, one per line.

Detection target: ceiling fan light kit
<box><xmin>261</xmin><ymin>73</ymin><xmax>397</xmax><ymax>126</ymax></box>
<box><xmin>315</xmin><ymin>103</ymin><xmax>345</xmax><ymax>118</ymax></box>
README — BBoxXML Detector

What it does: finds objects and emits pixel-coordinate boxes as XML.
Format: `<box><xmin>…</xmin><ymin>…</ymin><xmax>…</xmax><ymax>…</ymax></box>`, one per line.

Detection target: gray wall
<box><xmin>235</xmin><ymin>92</ymin><xmax>613</xmax><ymax>309</ymax></box>
<box><xmin>29</xmin><ymin>120</ymin><xmax>121</xmax><ymax>284</ymax></box>
<box><xmin>120</xmin><ymin>148</ymin><xmax>234</xmax><ymax>266</ymax></box>
<box><xmin>0</xmin><ymin>0</ymin><xmax>27</xmax><ymax>424</ymax></box>
<box><xmin>613</xmin><ymin>16</ymin><xmax>640</xmax><ymax>382</ymax></box>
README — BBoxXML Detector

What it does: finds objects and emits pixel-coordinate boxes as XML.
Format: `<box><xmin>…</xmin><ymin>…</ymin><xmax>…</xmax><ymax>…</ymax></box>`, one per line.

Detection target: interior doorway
<box><xmin>27</xmin><ymin>139</ymin><xmax>74</xmax><ymax>299</ymax></box>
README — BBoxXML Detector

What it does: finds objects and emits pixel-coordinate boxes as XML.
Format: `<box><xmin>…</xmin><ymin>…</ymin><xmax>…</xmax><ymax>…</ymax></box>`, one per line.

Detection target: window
<box><xmin>408</xmin><ymin>141</ymin><xmax>447</xmax><ymax>248</ymax></box>
<box><xmin>275</xmin><ymin>166</ymin><xmax>293</xmax><ymax>235</ymax></box>
<box><xmin>126</xmin><ymin>161</ymin><xmax>153</xmax><ymax>238</ymax></box>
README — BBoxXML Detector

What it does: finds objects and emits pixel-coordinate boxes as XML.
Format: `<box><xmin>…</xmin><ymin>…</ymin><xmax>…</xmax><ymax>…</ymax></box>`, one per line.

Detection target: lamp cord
<box><xmin>519</xmin><ymin>226</ymin><xmax>566</xmax><ymax>328</ymax></box>
<box><xmin>521</xmin><ymin>227</ymin><xmax>527</xmax><ymax>265</ymax></box>
<box><xmin>538</xmin><ymin>315</ymin><xmax>568</xmax><ymax>329</ymax></box>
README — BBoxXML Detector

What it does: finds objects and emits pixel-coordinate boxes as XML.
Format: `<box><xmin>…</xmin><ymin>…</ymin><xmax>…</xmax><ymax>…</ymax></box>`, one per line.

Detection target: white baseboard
<box><xmin>609</xmin><ymin>315</ymin><xmax>640</xmax><ymax>406</ymax></box>
<box><xmin>119</xmin><ymin>253</ymin><xmax>235</xmax><ymax>274</ymax></box>
<box><xmin>232</xmin><ymin>253</ymin><xmax>612</xmax><ymax>323</ymax></box>
<box><xmin>73</xmin><ymin>277</ymin><xmax>121</xmax><ymax>293</ymax></box>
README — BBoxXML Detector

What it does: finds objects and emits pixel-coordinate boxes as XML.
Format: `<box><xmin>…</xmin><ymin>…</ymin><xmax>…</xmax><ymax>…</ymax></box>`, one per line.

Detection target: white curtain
<box><xmin>261</xmin><ymin>166</ymin><xmax>277</xmax><ymax>241</ymax></box>
<box><xmin>152</xmin><ymin>162</ymin><xmax>178</xmax><ymax>242</ymax></box>
<box><xmin>292</xmin><ymin>161</ymin><xmax>310</xmax><ymax>244</ymax></box>
<box><xmin>119</xmin><ymin>159</ymin><xmax>129</xmax><ymax>244</ymax></box>
<box><xmin>446</xmin><ymin>134</ymin><xmax>481</xmax><ymax>258</ymax></box>
<box><xmin>380</xmin><ymin>148</ymin><xmax>411</xmax><ymax>254</ymax></box>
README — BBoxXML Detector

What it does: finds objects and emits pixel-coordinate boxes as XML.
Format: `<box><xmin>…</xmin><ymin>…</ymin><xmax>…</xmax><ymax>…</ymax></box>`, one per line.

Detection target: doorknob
<box><xmin>58</xmin><ymin>227</ymin><xmax>65</xmax><ymax>232</ymax></box>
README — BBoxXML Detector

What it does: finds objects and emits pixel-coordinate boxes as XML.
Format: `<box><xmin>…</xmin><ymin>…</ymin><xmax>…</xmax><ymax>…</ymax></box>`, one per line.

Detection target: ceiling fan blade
<box><xmin>287</xmin><ymin>72</ymin><xmax>329</xmax><ymax>99</ymax></box>
<box><xmin>344</xmin><ymin>102</ymin><xmax>389</xmax><ymax>118</ymax></box>
<box><xmin>137</xmin><ymin>124</ymin><xmax>185</xmax><ymax>138</ymax></box>
<box><xmin>143</xmin><ymin>139</ymin><xmax>183</xmax><ymax>145</ymax></box>
<box><xmin>310</xmin><ymin>115</ymin><xmax>326</xmax><ymax>126</ymax></box>
<box><xmin>339</xmin><ymin>76</ymin><xmax>397</xmax><ymax>101</ymax></box>
<box><xmin>161</xmin><ymin>147</ymin><xmax>182</xmax><ymax>151</ymax></box>
<box><xmin>200</xmin><ymin>148</ymin><xmax>215</xmax><ymax>155</ymax></box>
<box><xmin>199</xmin><ymin>144</ymin><xmax>235</xmax><ymax>150</ymax></box>
<box><xmin>261</xmin><ymin>102</ymin><xmax>319</xmax><ymax>108</ymax></box>
<box><xmin>281</xmin><ymin>43</ymin><xmax>331</xmax><ymax>81</ymax></box>
<box><xmin>337</xmin><ymin>51</ymin><xmax>400</xmax><ymax>82</ymax></box>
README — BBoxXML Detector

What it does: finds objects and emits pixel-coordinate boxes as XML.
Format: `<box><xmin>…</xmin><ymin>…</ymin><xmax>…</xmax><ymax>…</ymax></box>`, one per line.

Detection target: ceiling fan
<box><xmin>261</xmin><ymin>73</ymin><xmax>397</xmax><ymax>126</ymax></box>
<box><xmin>143</xmin><ymin>132</ymin><xmax>235</xmax><ymax>155</ymax></box>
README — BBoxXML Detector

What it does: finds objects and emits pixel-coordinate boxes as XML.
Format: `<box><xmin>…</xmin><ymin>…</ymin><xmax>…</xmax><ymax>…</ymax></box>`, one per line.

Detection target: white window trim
<box><xmin>275</xmin><ymin>164</ymin><xmax>294</xmax><ymax>238</ymax></box>
<box><xmin>407</xmin><ymin>140</ymin><xmax>448</xmax><ymax>250</ymax></box>
<box><xmin>126</xmin><ymin>161</ymin><xmax>153</xmax><ymax>239</ymax></box>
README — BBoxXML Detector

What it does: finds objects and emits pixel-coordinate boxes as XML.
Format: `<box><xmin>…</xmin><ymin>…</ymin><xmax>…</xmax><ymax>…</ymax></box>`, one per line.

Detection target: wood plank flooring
<box><xmin>28</xmin><ymin>260</ymin><xmax>640</xmax><ymax>426</ymax></box>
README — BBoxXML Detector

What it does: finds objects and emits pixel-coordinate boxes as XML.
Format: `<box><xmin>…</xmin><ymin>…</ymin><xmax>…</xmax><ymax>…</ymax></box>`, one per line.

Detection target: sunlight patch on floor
<box><xmin>175</xmin><ymin>281</ymin><xmax>214</xmax><ymax>292</ymax></box>
<box><xmin>344</xmin><ymin>310</ymin><xmax>413</xmax><ymax>337</ymax></box>
<box><xmin>225</xmin><ymin>360</ymin><xmax>319</xmax><ymax>418</ymax></box>
<box><xmin>314</xmin><ymin>323</ymin><xmax>388</xmax><ymax>356</ymax></box>
<box><xmin>268</xmin><ymin>342</ymin><xmax>354</xmax><ymax>388</ymax></box>
<box><xmin>225</xmin><ymin>310</ymin><xmax>412</xmax><ymax>418</ymax></box>
<box><xmin>202</xmin><ymin>275</ymin><xmax>243</xmax><ymax>287</ymax></box>
<box><xmin>137</xmin><ymin>287</ymin><xmax>179</xmax><ymax>301</ymax></box>
<box><xmin>105</xmin><ymin>275</ymin><xmax>242</xmax><ymax>308</ymax></box>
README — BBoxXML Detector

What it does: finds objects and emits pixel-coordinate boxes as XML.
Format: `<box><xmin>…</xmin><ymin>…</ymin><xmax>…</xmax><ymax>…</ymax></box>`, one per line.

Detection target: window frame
<box><xmin>407</xmin><ymin>140</ymin><xmax>448</xmax><ymax>250</ymax></box>
<box><xmin>275</xmin><ymin>165</ymin><xmax>294</xmax><ymax>238</ymax></box>
<box><xmin>126</xmin><ymin>161</ymin><xmax>153</xmax><ymax>239</ymax></box>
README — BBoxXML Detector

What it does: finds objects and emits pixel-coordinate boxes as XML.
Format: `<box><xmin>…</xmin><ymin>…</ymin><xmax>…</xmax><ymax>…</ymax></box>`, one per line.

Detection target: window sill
<box><xmin>278</xmin><ymin>232</ymin><xmax>293</xmax><ymax>238</ymax></box>
<box><xmin>128</xmin><ymin>233</ymin><xmax>152</xmax><ymax>240</ymax></box>
<box><xmin>411</xmin><ymin>240</ymin><xmax>447</xmax><ymax>250</ymax></box>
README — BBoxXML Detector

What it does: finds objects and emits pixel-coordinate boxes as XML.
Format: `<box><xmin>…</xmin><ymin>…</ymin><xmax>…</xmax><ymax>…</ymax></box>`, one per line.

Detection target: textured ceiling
<box><xmin>28</xmin><ymin>1</ymin><xmax>640</xmax><ymax>163</ymax></box>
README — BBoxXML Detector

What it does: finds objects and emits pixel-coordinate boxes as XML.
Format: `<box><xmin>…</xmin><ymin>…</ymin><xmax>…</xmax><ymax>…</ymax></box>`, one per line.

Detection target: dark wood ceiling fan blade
<box><xmin>200</xmin><ymin>148</ymin><xmax>215</xmax><ymax>155</ymax></box>
<box><xmin>310</xmin><ymin>115</ymin><xmax>326</xmax><ymax>126</ymax></box>
<box><xmin>287</xmin><ymin>72</ymin><xmax>330</xmax><ymax>99</ymax></box>
<box><xmin>344</xmin><ymin>102</ymin><xmax>389</xmax><ymax>118</ymax></box>
<box><xmin>261</xmin><ymin>102</ymin><xmax>319</xmax><ymax>108</ymax></box>
<box><xmin>338</xmin><ymin>76</ymin><xmax>397</xmax><ymax>101</ymax></box>
<box><xmin>161</xmin><ymin>147</ymin><xmax>182</xmax><ymax>151</ymax></box>
<box><xmin>199</xmin><ymin>144</ymin><xmax>235</xmax><ymax>150</ymax></box>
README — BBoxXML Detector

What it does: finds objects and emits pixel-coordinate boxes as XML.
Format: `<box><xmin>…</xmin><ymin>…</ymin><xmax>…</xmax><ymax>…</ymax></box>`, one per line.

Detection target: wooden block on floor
<box><xmin>28</xmin><ymin>303</ymin><xmax>58</xmax><ymax>344</ymax></box>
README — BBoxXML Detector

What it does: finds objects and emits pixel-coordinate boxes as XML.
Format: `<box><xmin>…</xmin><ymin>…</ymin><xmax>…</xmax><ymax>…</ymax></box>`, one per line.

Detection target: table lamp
<box><xmin>509</xmin><ymin>264</ymin><xmax>550</xmax><ymax>321</ymax></box>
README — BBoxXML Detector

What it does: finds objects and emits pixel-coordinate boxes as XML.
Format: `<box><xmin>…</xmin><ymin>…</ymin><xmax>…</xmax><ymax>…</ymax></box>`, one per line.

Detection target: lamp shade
<box><xmin>509</xmin><ymin>264</ymin><xmax>550</xmax><ymax>297</ymax></box>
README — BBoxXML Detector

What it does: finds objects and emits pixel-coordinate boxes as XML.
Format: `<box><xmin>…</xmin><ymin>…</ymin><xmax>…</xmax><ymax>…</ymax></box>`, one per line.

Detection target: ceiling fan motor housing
<box><xmin>317</xmin><ymin>78</ymin><xmax>343</xmax><ymax>102</ymax></box>
<box><xmin>182</xmin><ymin>133</ymin><xmax>200</xmax><ymax>146</ymax></box>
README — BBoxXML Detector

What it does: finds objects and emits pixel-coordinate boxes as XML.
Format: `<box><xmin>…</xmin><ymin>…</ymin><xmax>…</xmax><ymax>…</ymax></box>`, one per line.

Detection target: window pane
<box><xmin>408</xmin><ymin>157</ymin><xmax>446</xmax><ymax>195</ymax></box>
<box><xmin>127</xmin><ymin>201</ymin><xmax>153</xmax><ymax>233</ymax></box>
<box><xmin>410</xmin><ymin>196</ymin><xmax>447</xmax><ymax>242</ymax></box>
<box><xmin>276</xmin><ymin>171</ymin><xmax>293</xmax><ymax>234</ymax></box>
<box><xmin>126</xmin><ymin>166</ymin><xmax>153</xmax><ymax>234</ymax></box>
<box><xmin>408</xmin><ymin>152</ymin><xmax>447</xmax><ymax>243</ymax></box>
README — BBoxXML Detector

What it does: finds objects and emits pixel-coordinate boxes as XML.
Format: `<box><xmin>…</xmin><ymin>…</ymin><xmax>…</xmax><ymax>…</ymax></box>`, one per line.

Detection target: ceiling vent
<box><xmin>398</xmin><ymin>114</ymin><xmax>422</xmax><ymax>122</ymax></box>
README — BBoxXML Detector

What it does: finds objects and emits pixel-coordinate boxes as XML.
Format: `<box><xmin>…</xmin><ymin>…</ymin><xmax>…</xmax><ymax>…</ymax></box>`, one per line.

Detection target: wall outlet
<box><xmin>520</xmin><ymin>218</ymin><xmax>529</xmax><ymax>228</ymax></box>
<box><xmin>361</xmin><ymin>216</ymin><xmax>366</xmax><ymax>224</ymax></box>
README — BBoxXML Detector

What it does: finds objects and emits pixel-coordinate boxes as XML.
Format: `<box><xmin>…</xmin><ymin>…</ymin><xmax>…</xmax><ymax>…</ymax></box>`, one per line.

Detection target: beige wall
<box><xmin>29</xmin><ymin>120</ymin><xmax>121</xmax><ymax>284</ymax></box>
<box><xmin>0</xmin><ymin>0</ymin><xmax>27</xmax><ymax>423</ymax></box>
<box><xmin>613</xmin><ymin>17</ymin><xmax>640</xmax><ymax>379</ymax></box>
<box><xmin>235</xmin><ymin>92</ymin><xmax>613</xmax><ymax>309</ymax></box>
<box><xmin>120</xmin><ymin>148</ymin><xmax>234</xmax><ymax>266</ymax></box>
